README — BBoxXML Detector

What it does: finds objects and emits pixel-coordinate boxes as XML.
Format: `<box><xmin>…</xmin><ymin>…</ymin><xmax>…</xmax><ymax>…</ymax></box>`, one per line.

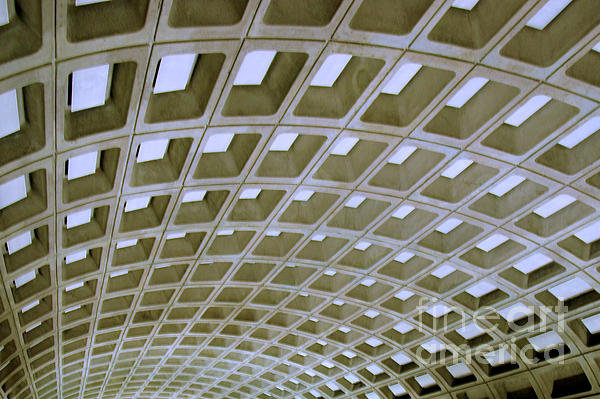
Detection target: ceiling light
<box><xmin>456</xmin><ymin>323</ymin><xmax>485</xmax><ymax>339</ymax></box>
<box><xmin>14</xmin><ymin>269</ymin><xmax>36</xmax><ymax>288</ymax></box>
<box><xmin>265</xmin><ymin>230</ymin><xmax>280</xmax><ymax>237</ymax></box>
<box><xmin>360</xmin><ymin>278</ymin><xmax>376</xmax><ymax>287</ymax></box>
<box><xmin>514</xmin><ymin>252</ymin><xmax>553</xmax><ymax>274</ymax></box>
<box><xmin>67</xmin><ymin>150</ymin><xmax>98</xmax><ymax>180</ymax></box>
<box><xmin>21</xmin><ymin>300</ymin><xmax>39</xmax><ymax>313</ymax></box>
<box><xmin>431</xmin><ymin>264</ymin><xmax>456</xmax><ymax>278</ymax></box>
<box><xmin>341</xmin><ymin>349</ymin><xmax>355</xmax><ymax>358</ymax></box>
<box><xmin>25</xmin><ymin>321</ymin><xmax>41</xmax><ymax>333</ymax></box>
<box><xmin>323</xmin><ymin>269</ymin><xmax>336</xmax><ymax>276</ymax></box>
<box><xmin>216</xmin><ymin>229</ymin><xmax>234</xmax><ymax>236</ymax></box>
<box><xmin>325</xmin><ymin>382</ymin><xmax>340</xmax><ymax>391</ymax></box>
<box><xmin>436</xmin><ymin>218</ymin><xmax>462</xmax><ymax>234</ymax></box>
<box><xmin>575</xmin><ymin>219</ymin><xmax>600</xmax><ymax>244</ymax></box>
<box><xmin>0</xmin><ymin>88</ymin><xmax>22</xmax><ymax>138</ymax></box>
<box><xmin>110</xmin><ymin>270</ymin><xmax>128</xmax><ymax>278</ymax></box>
<box><xmin>451</xmin><ymin>0</ymin><xmax>480</xmax><ymax>10</ymax></box>
<box><xmin>366</xmin><ymin>364</ymin><xmax>384</xmax><ymax>375</ymax></box>
<box><xmin>446</xmin><ymin>77</ymin><xmax>488</xmax><ymax>108</ymax></box>
<box><xmin>333</xmin><ymin>299</ymin><xmax>345</xmax><ymax>306</ymax></box>
<box><xmin>527</xmin><ymin>331</ymin><xmax>563</xmax><ymax>351</ymax></box>
<box><xmin>394</xmin><ymin>290</ymin><xmax>414</xmax><ymax>300</ymax></box>
<box><xmin>71</xmin><ymin>64</ymin><xmax>111</xmax><ymax>112</ymax></box>
<box><xmin>269</xmin><ymin>133</ymin><xmax>298</xmax><ymax>151</ymax></box>
<box><xmin>391</xmin><ymin>352</ymin><xmax>411</xmax><ymax>365</ymax></box>
<box><xmin>75</xmin><ymin>0</ymin><xmax>110</xmax><ymax>5</ymax></box>
<box><xmin>447</xmin><ymin>363</ymin><xmax>472</xmax><ymax>378</ymax></box>
<box><xmin>504</xmin><ymin>95</ymin><xmax>551</xmax><ymax>127</ymax></box>
<box><xmin>0</xmin><ymin>0</ymin><xmax>10</xmax><ymax>26</ymax></box>
<box><xmin>548</xmin><ymin>277</ymin><xmax>592</xmax><ymax>301</ymax></box>
<box><xmin>311</xmin><ymin>234</ymin><xmax>326</xmax><ymax>241</ymax></box>
<box><xmin>354</xmin><ymin>241</ymin><xmax>371</xmax><ymax>251</ymax></box>
<box><xmin>321</xmin><ymin>360</ymin><xmax>334</xmax><ymax>368</ymax></box>
<box><xmin>593</xmin><ymin>42</ymin><xmax>600</xmax><ymax>52</ymax></box>
<box><xmin>393</xmin><ymin>322</ymin><xmax>414</xmax><ymax>334</ymax></box>
<box><xmin>6</xmin><ymin>231</ymin><xmax>32</xmax><ymax>254</ymax></box>
<box><xmin>203</xmin><ymin>133</ymin><xmax>234</xmax><ymax>153</ymax></box>
<box><xmin>239</xmin><ymin>188</ymin><xmax>261</xmax><ymax>199</ymax></box>
<box><xmin>0</xmin><ymin>174</ymin><xmax>27</xmax><ymax>209</ymax></box>
<box><xmin>65</xmin><ymin>250</ymin><xmax>87</xmax><ymax>264</ymax></box>
<box><xmin>483</xmin><ymin>348</ymin><xmax>513</xmax><ymax>366</ymax></box>
<box><xmin>364</xmin><ymin>310</ymin><xmax>379</xmax><ymax>318</ymax></box>
<box><xmin>381</xmin><ymin>63</ymin><xmax>422</xmax><ymax>95</ymax></box>
<box><xmin>366</xmin><ymin>392</ymin><xmax>380</xmax><ymax>399</ymax></box>
<box><xmin>125</xmin><ymin>196</ymin><xmax>151</xmax><ymax>212</ymax></box>
<box><xmin>116</xmin><ymin>239</ymin><xmax>137</xmax><ymax>249</ymax></box>
<box><xmin>466</xmin><ymin>281</ymin><xmax>497</xmax><ymax>297</ymax></box>
<box><xmin>365</xmin><ymin>337</ymin><xmax>382</xmax><ymax>347</ymax></box>
<box><xmin>415</xmin><ymin>374</ymin><xmax>437</xmax><ymax>388</ymax></box>
<box><xmin>65</xmin><ymin>281</ymin><xmax>84</xmax><ymax>291</ymax></box>
<box><xmin>331</xmin><ymin>137</ymin><xmax>358</xmax><ymax>156</ymax></box>
<box><xmin>311</xmin><ymin>53</ymin><xmax>352</xmax><ymax>87</ymax></box>
<box><xmin>426</xmin><ymin>303</ymin><xmax>452</xmax><ymax>318</ymax></box>
<box><xmin>392</xmin><ymin>205</ymin><xmax>415</xmax><ymax>219</ymax></box>
<box><xmin>153</xmin><ymin>53</ymin><xmax>197</xmax><ymax>94</ymax></box>
<box><xmin>476</xmin><ymin>233</ymin><xmax>509</xmax><ymax>252</ymax></box>
<box><xmin>233</xmin><ymin>50</ymin><xmax>277</xmax><ymax>85</ymax></box>
<box><xmin>582</xmin><ymin>313</ymin><xmax>600</xmax><ymax>334</ymax></box>
<box><xmin>345</xmin><ymin>195</ymin><xmax>365</xmax><ymax>208</ymax></box>
<box><xmin>489</xmin><ymin>175</ymin><xmax>525</xmax><ymax>197</ymax></box>
<box><xmin>182</xmin><ymin>190</ymin><xmax>206</xmax><ymax>203</ymax></box>
<box><xmin>441</xmin><ymin>159</ymin><xmax>473</xmax><ymax>179</ymax></box>
<box><xmin>388</xmin><ymin>145</ymin><xmax>417</xmax><ymax>165</ymax></box>
<box><xmin>137</xmin><ymin>139</ymin><xmax>169</xmax><ymax>163</ymax></box>
<box><xmin>533</xmin><ymin>194</ymin><xmax>576</xmax><ymax>218</ymax></box>
<box><xmin>499</xmin><ymin>302</ymin><xmax>534</xmax><ymax>322</ymax></box>
<box><xmin>66</xmin><ymin>208</ymin><xmax>93</xmax><ymax>228</ymax></box>
<box><xmin>293</xmin><ymin>190</ymin><xmax>314</xmax><ymax>201</ymax></box>
<box><xmin>394</xmin><ymin>251</ymin><xmax>415</xmax><ymax>263</ymax></box>
<box><xmin>166</xmin><ymin>231</ymin><xmax>186</xmax><ymax>240</ymax></box>
<box><xmin>525</xmin><ymin>0</ymin><xmax>572</xmax><ymax>30</ymax></box>
<box><xmin>558</xmin><ymin>116</ymin><xmax>600</xmax><ymax>149</ymax></box>
<box><xmin>389</xmin><ymin>384</ymin><xmax>407</xmax><ymax>396</ymax></box>
<box><xmin>344</xmin><ymin>373</ymin><xmax>360</xmax><ymax>384</ymax></box>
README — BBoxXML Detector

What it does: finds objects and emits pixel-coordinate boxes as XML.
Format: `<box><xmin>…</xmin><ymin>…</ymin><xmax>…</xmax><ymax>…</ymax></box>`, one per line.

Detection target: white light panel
<box><xmin>233</xmin><ymin>50</ymin><xmax>277</xmax><ymax>86</ymax></box>
<box><xmin>65</xmin><ymin>281</ymin><xmax>84</xmax><ymax>292</ymax></box>
<box><xmin>548</xmin><ymin>277</ymin><xmax>592</xmax><ymax>301</ymax></box>
<box><xmin>75</xmin><ymin>0</ymin><xmax>110</xmax><ymax>5</ymax></box>
<box><xmin>504</xmin><ymin>95</ymin><xmax>551</xmax><ymax>127</ymax></box>
<box><xmin>514</xmin><ymin>252</ymin><xmax>553</xmax><ymax>274</ymax></box>
<box><xmin>0</xmin><ymin>0</ymin><xmax>10</xmax><ymax>26</ymax></box>
<box><xmin>476</xmin><ymin>233</ymin><xmax>509</xmax><ymax>252</ymax></box>
<box><xmin>558</xmin><ymin>116</ymin><xmax>600</xmax><ymax>149</ymax></box>
<box><xmin>381</xmin><ymin>63</ymin><xmax>422</xmax><ymax>95</ymax></box>
<box><xmin>366</xmin><ymin>364</ymin><xmax>384</xmax><ymax>375</ymax></box>
<box><xmin>436</xmin><ymin>218</ymin><xmax>463</xmax><ymax>234</ymax></box>
<box><xmin>365</xmin><ymin>337</ymin><xmax>382</xmax><ymax>347</ymax></box>
<box><xmin>489</xmin><ymin>175</ymin><xmax>525</xmax><ymax>197</ymax></box>
<box><xmin>14</xmin><ymin>269</ymin><xmax>36</xmax><ymax>288</ymax></box>
<box><xmin>203</xmin><ymin>133</ymin><xmax>234</xmax><ymax>153</ymax></box>
<box><xmin>389</xmin><ymin>384</ymin><xmax>407</xmax><ymax>396</ymax></box>
<box><xmin>456</xmin><ymin>323</ymin><xmax>485</xmax><ymax>339</ymax></box>
<box><xmin>310</xmin><ymin>53</ymin><xmax>352</xmax><ymax>87</ymax></box>
<box><xmin>393</xmin><ymin>321</ymin><xmax>414</xmax><ymax>334</ymax></box>
<box><xmin>182</xmin><ymin>190</ymin><xmax>206</xmax><ymax>203</ymax></box>
<box><xmin>125</xmin><ymin>196</ymin><xmax>151</xmax><ymax>212</ymax></box>
<box><xmin>71</xmin><ymin>64</ymin><xmax>111</xmax><ymax>112</ymax></box>
<box><xmin>431</xmin><ymin>264</ymin><xmax>455</xmax><ymax>278</ymax></box>
<box><xmin>269</xmin><ymin>133</ymin><xmax>298</xmax><ymax>151</ymax></box>
<box><xmin>451</xmin><ymin>0</ymin><xmax>480</xmax><ymax>10</ymax></box>
<box><xmin>499</xmin><ymin>302</ymin><xmax>534</xmax><ymax>322</ymax></box>
<box><xmin>527</xmin><ymin>331</ymin><xmax>563</xmax><ymax>351</ymax></box>
<box><xmin>341</xmin><ymin>350</ymin><xmax>355</xmax><ymax>358</ymax></box>
<box><xmin>166</xmin><ymin>231</ymin><xmax>186</xmax><ymax>240</ymax></box>
<box><xmin>311</xmin><ymin>234</ymin><xmax>326</xmax><ymax>241</ymax></box>
<box><xmin>447</xmin><ymin>363</ymin><xmax>472</xmax><ymax>378</ymax></box>
<box><xmin>594</xmin><ymin>41</ymin><xmax>600</xmax><ymax>53</ymax></box>
<box><xmin>0</xmin><ymin>89</ymin><xmax>22</xmax><ymax>138</ymax></box>
<box><xmin>391</xmin><ymin>352</ymin><xmax>411</xmax><ymax>365</ymax></box>
<box><xmin>526</xmin><ymin>0</ymin><xmax>572</xmax><ymax>30</ymax></box>
<box><xmin>65</xmin><ymin>250</ymin><xmax>87</xmax><ymax>264</ymax></box>
<box><xmin>366</xmin><ymin>392</ymin><xmax>380</xmax><ymax>399</ymax></box>
<box><xmin>137</xmin><ymin>139</ymin><xmax>169</xmax><ymax>163</ymax></box>
<box><xmin>6</xmin><ymin>231</ymin><xmax>32</xmax><ymax>254</ymax></box>
<box><xmin>394</xmin><ymin>251</ymin><xmax>415</xmax><ymax>263</ymax></box>
<box><xmin>153</xmin><ymin>53</ymin><xmax>197</xmax><ymax>94</ymax></box>
<box><xmin>415</xmin><ymin>374</ymin><xmax>437</xmax><ymax>388</ymax></box>
<box><xmin>293</xmin><ymin>190</ymin><xmax>314</xmax><ymax>201</ymax></box>
<box><xmin>25</xmin><ymin>321</ymin><xmax>41</xmax><ymax>333</ymax></box>
<box><xmin>388</xmin><ymin>145</ymin><xmax>417</xmax><ymax>165</ymax></box>
<box><xmin>582</xmin><ymin>313</ymin><xmax>600</xmax><ymax>334</ymax></box>
<box><xmin>265</xmin><ymin>230</ymin><xmax>280</xmax><ymax>237</ymax></box>
<box><xmin>483</xmin><ymin>348</ymin><xmax>513</xmax><ymax>366</ymax></box>
<box><xmin>360</xmin><ymin>278</ymin><xmax>376</xmax><ymax>287</ymax></box>
<box><xmin>21</xmin><ymin>300</ymin><xmax>39</xmax><ymax>313</ymax></box>
<box><xmin>110</xmin><ymin>270</ymin><xmax>128</xmax><ymax>278</ymax></box>
<box><xmin>466</xmin><ymin>281</ymin><xmax>497</xmax><ymax>297</ymax></box>
<box><xmin>67</xmin><ymin>150</ymin><xmax>98</xmax><ymax>180</ymax></box>
<box><xmin>394</xmin><ymin>289</ymin><xmax>414</xmax><ymax>301</ymax></box>
<box><xmin>441</xmin><ymin>159</ymin><xmax>473</xmax><ymax>179</ymax></box>
<box><xmin>0</xmin><ymin>175</ymin><xmax>27</xmax><ymax>209</ymax></box>
<box><xmin>325</xmin><ymin>382</ymin><xmax>340</xmax><ymax>391</ymax></box>
<box><xmin>239</xmin><ymin>188</ymin><xmax>261</xmax><ymax>199</ymax></box>
<box><xmin>66</xmin><ymin>208</ymin><xmax>92</xmax><ymax>229</ymax></box>
<box><xmin>216</xmin><ymin>229</ymin><xmax>234</xmax><ymax>236</ymax></box>
<box><xmin>345</xmin><ymin>195</ymin><xmax>365</xmax><ymax>208</ymax></box>
<box><xmin>533</xmin><ymin>194</ymin><xmax>576</xmax><ymax>218</ymax></box>
<box><xmin>392</xmin><ymin>204</ymin><xmax>415</xmax><ymax>219</ymax></box>
<box><xmin>426</xmin><ymin>303</ymin><xmax>452</xmax><ymax>318</ymax></box>
<box><xmin>331</xmin><ymin>137</ymin><xmax>358</xmax><ymax>156</ymax></box>
<box><xmin>574</xmin><ymin>219</ymin><xmax>600</xmax><ymax>244</ymax></box>
<box><xmin>446</xmin><ymin>77</ymin><xmax>488</xmax><ymax>108</ymax></box>
<box><xmin>344</xmin><ymin>374</ymin><xmax>360</xmax><ymax>384</ymax></box>
<box><xmin>116</xmin><ymin>239</ymin><xmax>137</xmax><ymax>249</ymax></box>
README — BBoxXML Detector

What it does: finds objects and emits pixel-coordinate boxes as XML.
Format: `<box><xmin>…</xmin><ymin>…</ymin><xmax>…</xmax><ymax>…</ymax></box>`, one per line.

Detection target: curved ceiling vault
<box><xmin>1</xmin><ymin>0</ymin><xmax>600</xmax><ymax>398</ymax></box>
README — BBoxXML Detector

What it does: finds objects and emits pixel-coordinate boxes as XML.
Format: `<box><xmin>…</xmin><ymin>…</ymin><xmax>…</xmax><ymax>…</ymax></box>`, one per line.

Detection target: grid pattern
<box><xmin>1</xmin><ymin>1</ymin><xmax>600</xmax><ymax>399</ymax></box>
